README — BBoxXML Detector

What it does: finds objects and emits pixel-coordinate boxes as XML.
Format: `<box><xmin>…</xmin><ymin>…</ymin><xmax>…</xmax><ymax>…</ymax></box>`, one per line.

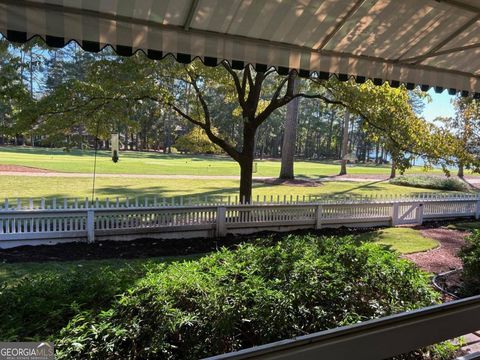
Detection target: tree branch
<box><xmin>169</xmin><ymin>103</ymin><xmax>241</xmax><ymax>162</ymax></box>
<box><xmin>180</xmin><ymin>69</ymin><xmax>242</xmax><ymax>162</ymax></box>
<box><xmin>222</xmin><ymin>61</ymin><xmax>246</xmax><ymax>108</ymax></box>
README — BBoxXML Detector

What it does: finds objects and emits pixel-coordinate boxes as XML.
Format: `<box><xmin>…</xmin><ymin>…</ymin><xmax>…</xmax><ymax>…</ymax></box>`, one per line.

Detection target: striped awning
<box><xmin>2</xmin><ymin>0</ymin><xmax>480</xmax><ymax>95</ymax></box>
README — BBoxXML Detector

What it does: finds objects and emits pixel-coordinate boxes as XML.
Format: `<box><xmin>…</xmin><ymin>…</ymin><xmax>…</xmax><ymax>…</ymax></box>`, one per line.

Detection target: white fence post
<box><xmin>2</xmin><ymin>194</ymin><xmax>479</xmax><ymax>248</ymax></box>
<box><xmin>216</xmin><ymin>206</ymin><xmax>227</xmax><ymax>237</ymax></box>
<box><xmin>476</xmin><ymin>199</ymin><xmax>480</xmax><ymax>220</ymax></box>
<box><xmin>87</xmin><ymin>210</ymin><xmax>95</xmax><ymax>243</ymax></box>
<box><xmin>315</xmin><ymin>205</ymin><xmax>323</xmax><ymax>230</ymax></box>
<box><xmin>417</xmin><ymin>203</ymin><xmax>424</xmax><ymax>225</ymax></box>
<box><xmin>391</xmin><ymin>203</ymin><xmax>399</xmax><ymax>226</ymax></box>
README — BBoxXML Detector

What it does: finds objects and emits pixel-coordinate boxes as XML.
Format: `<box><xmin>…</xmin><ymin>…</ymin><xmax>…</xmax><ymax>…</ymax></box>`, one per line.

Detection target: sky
<box><xmin>422</xmin><ymin>89</ymin><xmax>455</xmax><ymax>122</ymax></box>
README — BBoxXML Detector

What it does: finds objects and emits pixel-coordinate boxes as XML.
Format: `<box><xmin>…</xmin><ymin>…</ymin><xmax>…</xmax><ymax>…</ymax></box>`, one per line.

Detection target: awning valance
<box><xmin>2</xmin><ymin>0</ymin><xmax>480</xmax><ymax>95</ymax></box>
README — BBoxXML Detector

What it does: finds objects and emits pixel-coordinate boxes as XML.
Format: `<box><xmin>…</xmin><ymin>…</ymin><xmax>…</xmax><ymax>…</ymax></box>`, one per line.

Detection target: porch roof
<box><xmin>2</xmin><ymin>0</ymin><xmax>480</xmax><ymax>94</ymax></box>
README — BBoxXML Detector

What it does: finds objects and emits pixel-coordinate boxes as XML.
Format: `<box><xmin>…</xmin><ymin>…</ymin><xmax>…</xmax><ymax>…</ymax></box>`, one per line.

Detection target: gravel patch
<box><xmin>403</xmin><ymin>227</ymin><xmax>467</xmax><ymax>274</ymax></box>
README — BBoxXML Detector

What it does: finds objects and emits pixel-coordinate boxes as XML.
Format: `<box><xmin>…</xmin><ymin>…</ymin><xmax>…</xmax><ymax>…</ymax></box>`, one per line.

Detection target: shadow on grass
<box><xmin>0</xmin><ymin>146</ymin><xmax>236</xmax><ymax>162</ymax></box>
<box><xmin>325</xmin><ymin>180</ymin><xmax>389</xmax><ymax>196</ymax></box>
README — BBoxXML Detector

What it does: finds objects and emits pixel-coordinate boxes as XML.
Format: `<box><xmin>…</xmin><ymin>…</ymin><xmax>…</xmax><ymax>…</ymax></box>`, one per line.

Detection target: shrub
<box><xmin>175</xmin><ymin>127</ymin><xmax>223</xmax><ymax>154</ymax></box>
<box><xmin>459</xmin><ymin>230</ymin><xmax>480</xmax><ymax>296</ymax></box>
<box><xmin>56</xmin><ymin>235</ymin><xmax>438</xmax><ymax>359</ymax></box>
<box><xmin>0</xmin><ymin>265</ymin><xmax>146</xmax><ymax>341</ymax></box>
<box><xmin>389</xmin><ymin>175</ymin><xmax>469</xmax><ymax>192</ymax></box>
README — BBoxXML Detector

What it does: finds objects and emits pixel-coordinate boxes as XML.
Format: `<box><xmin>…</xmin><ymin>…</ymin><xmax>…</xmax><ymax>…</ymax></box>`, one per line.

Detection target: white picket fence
<box><xmin>0</xmin><ymin>193</ymin><xmax>479</xmax><ymax>248</ymax></box>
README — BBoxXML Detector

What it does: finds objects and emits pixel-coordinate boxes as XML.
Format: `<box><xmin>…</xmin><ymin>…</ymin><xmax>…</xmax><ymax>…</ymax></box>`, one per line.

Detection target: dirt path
<box><xmin>404</xmin><ymin>227</ymin><xmax>468</xmax><ymax>274</ymax></box>
<box><xmin>0</xmin><ymin>164</ymin><xmax>388</xmax><ymax>182</ymax></box>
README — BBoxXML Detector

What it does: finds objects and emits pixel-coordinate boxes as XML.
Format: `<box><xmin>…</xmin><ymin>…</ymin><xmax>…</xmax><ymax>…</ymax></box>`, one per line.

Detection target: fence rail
<box><xmin>2</xmin><ymin>192</ymin><xmax>480</xmax><ymax>210</ymax></box>
<box><xmin>1</xmin><ymin>193</ymin><xmax>479</xmax><ymax>248</ymax></box>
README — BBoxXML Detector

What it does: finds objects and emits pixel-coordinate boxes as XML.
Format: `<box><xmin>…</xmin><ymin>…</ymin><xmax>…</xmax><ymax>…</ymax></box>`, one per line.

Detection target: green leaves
<box><xmin>319</xmin><ymin>79</ymin><xmax>468</xmax><ymax>174</ymax></box>
<box><xmin>55</xmin><ymin>235</ymin><xmax>437</xmax><ymax>359</ymax></box>
<box><xmin>174</xmin><ymin>127</ymin><xmax>223</xmax><ymax>154</ymax></box>
<box><xmin>459</xmin><ymin>230</ymin><xmax>480</xmax><ymax>296</ymax></box>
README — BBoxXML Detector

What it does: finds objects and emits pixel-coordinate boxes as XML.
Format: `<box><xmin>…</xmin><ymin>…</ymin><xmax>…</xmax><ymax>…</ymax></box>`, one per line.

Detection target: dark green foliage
<box><xmin>460</xmin><ymin>230</ymin><xmax>480</xmax><ymax>296</ymax></box>
<box><xmin>55</xmin><ymin>235</ymin><xmax>437</xmax><ymax>359</ymax></box>
<box><xmin>0</xmin><ymin>265</ymin><xmax>146</xmax><ymax>341</ymax></box>
<box><xmin>389</xmin><ymin>175</ymin><xmax>469</xmax><ymax>192</ymax></box>
<box><xmin>112</xmin><ymin>150</ymin><xmax>119</xmax><ymax>163</ymax></box>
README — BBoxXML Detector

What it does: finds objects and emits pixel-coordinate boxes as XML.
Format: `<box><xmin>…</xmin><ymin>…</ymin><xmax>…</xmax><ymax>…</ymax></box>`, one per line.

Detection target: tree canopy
<box><xmin>1</xmin><ymin>39</ymin><xmax>478</xmax><ymax>200</ymax></box>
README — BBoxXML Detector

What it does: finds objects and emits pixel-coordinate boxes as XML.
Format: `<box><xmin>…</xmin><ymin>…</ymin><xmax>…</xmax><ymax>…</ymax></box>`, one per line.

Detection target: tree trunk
<box><xmin>375</xmin><ymin>141</ymin><xmax>380</xmax><ymax>164</ymax></box>
<box><xmin>239</xmin><ymin>125</ymin><xmax>256</xmax><ymax>203</ymax></box>
<box><xmin>390</xmin><ymin>159</ymin><xmax>397</xmax><ymax>179</ymax></box>
<box><xmin>339</xmin><ymin>110</ymin><xmax>350</xmax><ymax>175</ymax></box>
<box><xmin>326</xmin><ymin>110</ymin><xmax>335</xmax><ymax>156</ymax></box>
<box><xmin>279</xmin><ymin>76</ymin><xmax>299</xmax><ymax>179</ymax></box>
<box><xmin>458</xmin><ymin>162</ymin><xmax>464</xmax><ymax>178</ymax></box>
<box><xmin>239</xmin><ymin>159</ymin><xmax>253</xmax><ymax>203</ymax></box>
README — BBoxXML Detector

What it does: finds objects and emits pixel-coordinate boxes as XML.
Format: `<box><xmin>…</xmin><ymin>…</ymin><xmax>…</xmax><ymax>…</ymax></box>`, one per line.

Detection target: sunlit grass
<box><xmin>0</xmin><ymin>146</ymin><xmax>466</xmax><ymax>177</ymax></box>
<box><xmin>0</xmin><ymin>175</ymin><xmax>458</xmax><ymax>203</ymax></box>
<box><xmin>356</xmin><ymin>227</ymin><xmax>438</xmax><ymax>254</ymax></box>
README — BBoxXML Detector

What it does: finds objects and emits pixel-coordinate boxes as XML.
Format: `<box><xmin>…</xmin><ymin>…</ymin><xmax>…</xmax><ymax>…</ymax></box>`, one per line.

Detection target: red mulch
<box><xmin>0</xmin><ymin>164</ymin><xmax>49</xmax><ymax>173</ymax></box>
<box><xmin>403</xmin><ymin>227</ymin><xmax>467</xmax><ymax>274</ymax></box>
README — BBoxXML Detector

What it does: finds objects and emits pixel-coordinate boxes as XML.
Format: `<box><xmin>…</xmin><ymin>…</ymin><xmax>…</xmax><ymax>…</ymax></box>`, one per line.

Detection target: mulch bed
<box><xmin>0</xmin><ymin>227</ymin><xmax>374</xmax><ymax>263</ymax></box>
<box><xmin>0</xmin><ymin>164</ymin><xmax>49</xmax><ymax>173</ymax></box>
<box><xmin>403</xmin><ymin>226</ymin><xmax>467</xmax><ymax>274</ymax></box>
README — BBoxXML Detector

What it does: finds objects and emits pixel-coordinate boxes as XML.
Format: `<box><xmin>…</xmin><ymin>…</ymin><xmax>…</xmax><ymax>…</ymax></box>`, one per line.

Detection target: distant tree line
<box><xmin>0</xmin><ymin>38</ymin><xmax>477</xmax><ymax>201</ymax></box>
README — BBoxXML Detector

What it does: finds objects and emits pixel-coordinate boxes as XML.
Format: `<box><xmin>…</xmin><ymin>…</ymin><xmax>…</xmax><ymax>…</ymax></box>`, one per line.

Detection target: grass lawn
<box><xmin>356</xmin><ymin>227</ymin><xmax>439</xmax><ymax>254</ymax></box>
<box><xmin>0</xmin><ymin>146</ymin><xmax>464</xmax><ymax>177</ymax></box>
<box><xmin>0</xmin><ymin>175</ymin><xmax>459</xmax><ymax>202</ymax></box>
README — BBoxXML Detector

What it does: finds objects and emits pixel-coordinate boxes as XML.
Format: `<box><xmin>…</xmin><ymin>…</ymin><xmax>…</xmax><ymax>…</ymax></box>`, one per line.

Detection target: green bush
<box><xmin>174</xmin><ymin>127</ymin><xmax>223</xmax><ymax>154</ymax></box>
<box><xmin>0</xmin><ymin>265</ymin><xmax>146</xmax><ymax>341</ymax></box>
<box><xmin>459</xmin><ymin>230</ymin><xmax>480</xmax><ymax>296</ymax></box>
<box><xmin>389</xmin><ymin>175</ymin><xmax>469</xmax><ymax>192</ymax></box>
<box><xmin>56</xmin><ymin>235</ymin><xmax>438</xmax><ymax>359</ymax></box>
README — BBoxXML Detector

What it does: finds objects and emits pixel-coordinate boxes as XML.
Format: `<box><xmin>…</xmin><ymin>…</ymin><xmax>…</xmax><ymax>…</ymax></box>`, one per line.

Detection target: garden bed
<box><xmin>0</xmin><ymin>227</ymin><xmax>374</xmax><ymax>263</ymax></box>
<box><xmin>434</xmin><ymin>270</ymin><xmax>463</xmax><ymax>300</ymax></box>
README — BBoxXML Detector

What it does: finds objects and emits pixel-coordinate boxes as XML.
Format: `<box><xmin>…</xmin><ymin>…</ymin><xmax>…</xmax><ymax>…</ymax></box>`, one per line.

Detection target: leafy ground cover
<box><xmin>0</xmin><ymin>255</ymin><xmax>203</xmax><ymax>341</ymax></box>
<box><xmin>51</xmin><ymin>235</ymin><xmax>439</xmax><ymax>359</ymax></box>
<box><xmin>0</xmin><ymin>230</ymin><xmax>456</xmax><ymax>359</ymax></box>
<box><xmin>459</xmin><ymin>230</ymin><xmax>480</xmax><ymax>296</ymax></box>
<box><xmin>446</xmin><ymin>221</ymin><xmax>480</xmax><ymax>231</ymax></box>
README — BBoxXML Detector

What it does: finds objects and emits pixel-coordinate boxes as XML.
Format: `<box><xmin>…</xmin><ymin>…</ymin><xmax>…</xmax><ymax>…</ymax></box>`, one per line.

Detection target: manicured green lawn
<box><xmin>356</xmin><ymin>227</ymin><xmax>439</xmax><ymax>254</ymax></box>
<box><xmin>0</xmin><ymin>146</ymin><xmax>463</xmax><ymax>177</ymax></box>
<box><xmin>0</xmin><ymin>175</ymin><xmax>457</xmax><ymax>203</ymax></box>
